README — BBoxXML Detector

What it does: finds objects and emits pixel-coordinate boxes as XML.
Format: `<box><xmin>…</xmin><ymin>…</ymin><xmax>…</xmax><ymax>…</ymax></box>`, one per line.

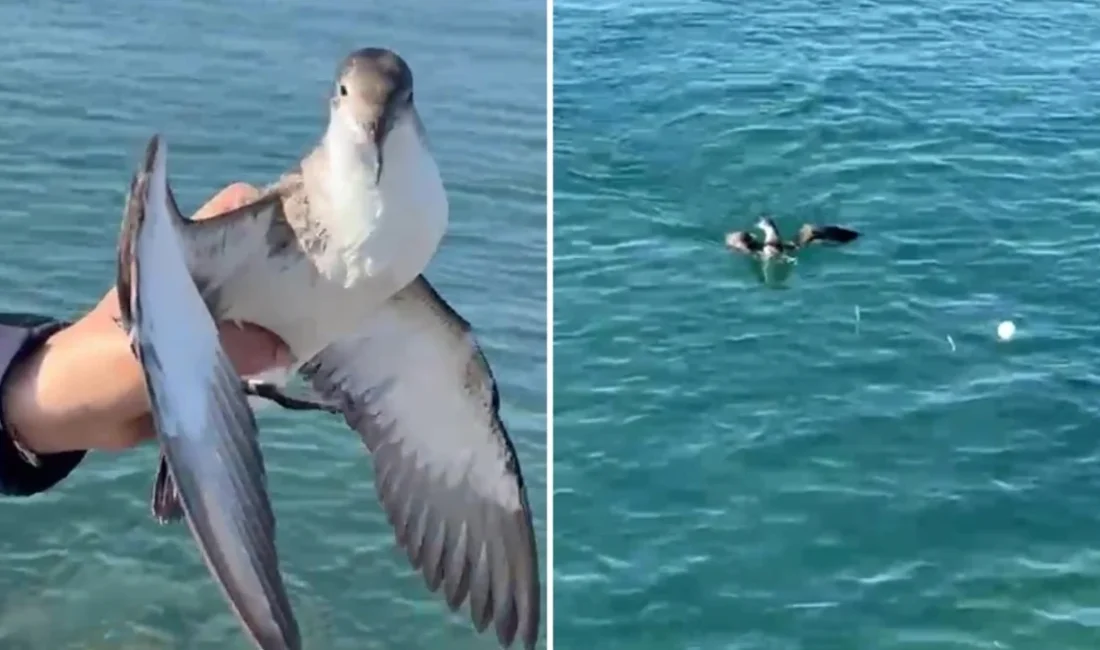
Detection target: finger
<box><xmin>87</xmin><ymin>288</ymin><xmax>122</xmax><ymax>323</ymax></box>
<box><xmin>192</xmin><ymin>183</ymin><xmax>261</xmax><ymax>221</ymax></box>
<box><xmin>216</xmin><ymin>322</ymin><xmax>291</xmax><ymax>376</ymax></box>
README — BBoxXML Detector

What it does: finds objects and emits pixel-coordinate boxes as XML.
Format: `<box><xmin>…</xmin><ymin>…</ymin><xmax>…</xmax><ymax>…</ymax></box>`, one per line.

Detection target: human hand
<box><xmin>1</xmin><ymin>183</ymin><xmax>291</xmax><ymax>453</ymax></box>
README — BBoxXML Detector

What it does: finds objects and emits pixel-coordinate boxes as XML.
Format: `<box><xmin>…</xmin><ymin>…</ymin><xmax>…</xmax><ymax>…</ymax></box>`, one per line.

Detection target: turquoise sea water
<box><xmin>0</xmin><ymin>1</ymin><xmax>545</xmax><ymax>648</ymax></box>
<box><xmin>555</xmin><ymin>1</ymin><xmax>1100</xmax><ymax>648</ymax></box>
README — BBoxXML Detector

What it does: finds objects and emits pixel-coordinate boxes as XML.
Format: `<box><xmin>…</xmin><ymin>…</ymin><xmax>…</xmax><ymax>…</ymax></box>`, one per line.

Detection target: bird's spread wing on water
<box><xmin>792</xmin><ymin>223</ymin><xmax>860</xmax><ymax>249</ymax></box>
<box><xmin>299</xmin><ymin>276</ymin><xmax>541</xmax><ymax>650</ymax></box>
<box><xmin>116</xmin><ymin>135</ymin><xmax>301</xmax><ymax>650</ymax></box>
<box><xmin>724</xmin><ymin>230</ymin><xmax>763</xmax><ymax>256</ymax></box>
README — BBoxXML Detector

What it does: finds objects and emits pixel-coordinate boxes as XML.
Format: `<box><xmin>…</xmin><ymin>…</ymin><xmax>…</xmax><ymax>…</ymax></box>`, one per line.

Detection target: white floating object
<box><xmin>946</xmin><ymin>335</ymin><xmax>956</xmax><ymax>352</ymax></box>
<box><xmin>997</xmin><ymin>320</ymin><xmax>1016</xmax><ymax>341</ymax></box>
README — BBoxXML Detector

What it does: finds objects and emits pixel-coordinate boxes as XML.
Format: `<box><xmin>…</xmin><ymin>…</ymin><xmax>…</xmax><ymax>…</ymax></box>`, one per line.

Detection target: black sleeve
<box><xmin>0</xmin><ymin>313</ymin><xmax>87</xmax><ymax>496</ymax></box>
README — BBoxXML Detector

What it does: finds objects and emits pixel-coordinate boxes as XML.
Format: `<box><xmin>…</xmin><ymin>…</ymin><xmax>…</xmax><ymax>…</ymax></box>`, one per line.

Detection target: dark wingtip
<box><xmin>116</xmin><ymin>139</ymin><xmax>159</xmax><ymax>330</ymax></box>
<box><xmin>142</xmin><ymin>134</ymin><xmax>162</xmax><ymax>173</ymax></box>
<box><xmin>519</xmin><ymin>594</ymin><xmax>540</xmax><ymax>649</ymax></box>
<box><xmin>824</xmin><ymin>226</ymin><xmax>860</xmax><ymax>244</ymax></box>
<box><xmin>116</xmin><ymin>178</ymin><xmax>139</xmax><ymax>328</ymax></box>
<box><xmin>116</xmin><ymin>133</ymin><xmax>168</xmax><ymax>330</ymax></box>
<box><xmin>151</xmin><ymin>454</ymin><xmax>184</xmax><ymax>524</ymax></box>
<box><xmin>804</xmin><ymin>224</ymin><xmax>860</xmax><ymax>246</ymax></box>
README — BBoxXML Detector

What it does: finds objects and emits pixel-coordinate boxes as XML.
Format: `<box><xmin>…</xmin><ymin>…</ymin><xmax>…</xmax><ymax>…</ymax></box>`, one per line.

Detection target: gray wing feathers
<box><xmin>162</xmin><ymin>180</ymin><xmax>290</xmax><ymax>311</ymax></box>
<box><xmin>118</xmin><ymin>135</ymin><xmax>301</xmax><ymax>650</ymax></box>
<box><xmin>300</xmin><ymin>276</ymin><xmax>541</xmax><ymax>649</ymax></box>
<box><xmin>152</xmin><ymin>383</ymin><xmax>339</xmax><ymax>525</ymax></box>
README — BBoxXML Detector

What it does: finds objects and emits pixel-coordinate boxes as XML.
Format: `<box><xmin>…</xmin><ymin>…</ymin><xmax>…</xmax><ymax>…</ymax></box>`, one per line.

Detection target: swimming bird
<box><xmin>724</xmin><ymin>215</ymin><xmax>860</xmax><ymax>261</ymax></box>
<box><xmin>115</xmin><ymin>47</ymin><xmax>540</xmax><ymax>650</ymax></box>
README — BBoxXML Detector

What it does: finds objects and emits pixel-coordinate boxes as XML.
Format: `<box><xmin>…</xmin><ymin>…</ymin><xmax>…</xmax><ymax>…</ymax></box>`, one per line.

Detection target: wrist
<box><xmin>0</xmin><ymin>318</ymin><xmax>67</xmax><ymax>457</ymax></box>
<box><xmin>1</xmin><ymin>352</ymin><xmax>43</xmax><ymax>463</ymax></box>
<box><xmin>0</xmin><ymin>314</ymin><xmax>87</xmax><ymax>496</ymax></box>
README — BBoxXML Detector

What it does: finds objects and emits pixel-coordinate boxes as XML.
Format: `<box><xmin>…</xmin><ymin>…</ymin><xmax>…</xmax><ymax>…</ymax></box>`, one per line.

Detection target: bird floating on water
<box><xmin>724</xmin><ymin>215</ymin><xmax>860</xmax><ymax>262</ymax></box>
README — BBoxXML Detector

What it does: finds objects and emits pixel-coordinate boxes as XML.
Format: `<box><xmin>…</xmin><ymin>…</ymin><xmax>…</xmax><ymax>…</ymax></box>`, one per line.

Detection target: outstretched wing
<box><xmin>116</xmin><ymin>135</ymin><xmax>301</xmax><ymax>650</ymax></box>
<box><xmin>159</xmin><ymin>178</ymin><xmax>298</xmax><ymax>315</ymax></box>
<box><xmin>724</xmin><ymin>230</ymin><xmax>763</xmax><ymax>255</ymax></box>
<box><xmin>794</xmin><ymin>223</ymin><xmax>860</xmax><ymax>248</ymax></box>
<box><xmin>300</xmin><ymin>276</ymin><xmax>541</xmax><ymax>649</ymax></box>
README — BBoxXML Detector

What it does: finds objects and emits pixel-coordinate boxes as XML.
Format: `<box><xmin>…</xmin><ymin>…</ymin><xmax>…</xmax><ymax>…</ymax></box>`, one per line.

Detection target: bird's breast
<box><xmin>322</xmin><ymin>148</ymin><xmax>448</xmax><ymax>290</ymax></box>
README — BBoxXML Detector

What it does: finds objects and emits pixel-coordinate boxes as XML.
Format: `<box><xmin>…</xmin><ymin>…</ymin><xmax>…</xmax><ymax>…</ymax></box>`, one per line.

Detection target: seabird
<box><xmin>724</xmin><ymin>215</ymin><xmax>860</xmax><ymax>261</ymax></box>
<box><xmin>114</xmin><ymin>47</ymin><xmax>540</xmax><ymax>650</ymax></box>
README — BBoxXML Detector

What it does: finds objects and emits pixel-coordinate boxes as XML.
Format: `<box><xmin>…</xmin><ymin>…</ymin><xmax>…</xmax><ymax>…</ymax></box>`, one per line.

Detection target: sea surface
<box><xmin>554</xmin><ymin>1</ymin><xmax>1100</xmax><ymax>648</ymax></box>
<box><xmin>0</xmin><ymin>1</ymin><xmax>546</xmax><ymax>648</ymax></box>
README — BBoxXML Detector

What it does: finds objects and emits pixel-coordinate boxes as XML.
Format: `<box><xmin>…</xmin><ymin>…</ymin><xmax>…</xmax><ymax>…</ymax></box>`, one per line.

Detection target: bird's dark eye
<box><xmin>339</xmin><ymin>84</ymin><xmax>348</xmax><ymax>97</ymax></box>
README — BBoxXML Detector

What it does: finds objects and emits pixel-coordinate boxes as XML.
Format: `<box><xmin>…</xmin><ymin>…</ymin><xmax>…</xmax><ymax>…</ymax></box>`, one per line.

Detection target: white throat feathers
<box><xmin>321</xmin><ymin>109</ymin><xmax>449</xmax><ymax>289</ymax></box>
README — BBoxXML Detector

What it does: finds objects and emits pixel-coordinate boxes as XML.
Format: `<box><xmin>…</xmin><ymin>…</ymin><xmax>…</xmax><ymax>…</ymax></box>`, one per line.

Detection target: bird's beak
<box><xmin>367</xmin><ymin>122</ymin><xmax>384</xmax><ymax>184</ymax></box>
<box><xmin>366</xmin><ymin>104</ymin><xmax>400</xmax><ymax>184</ymax></box>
